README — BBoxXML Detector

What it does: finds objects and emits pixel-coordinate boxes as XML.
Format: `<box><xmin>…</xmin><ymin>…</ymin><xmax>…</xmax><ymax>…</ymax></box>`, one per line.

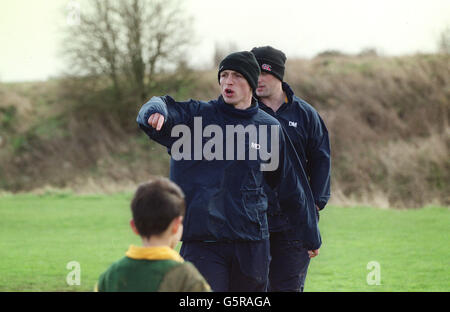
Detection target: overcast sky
<box><xmin>0</xmin><ymin>0</ymin><xmax>448</xmax><ymax>82</ymax></box>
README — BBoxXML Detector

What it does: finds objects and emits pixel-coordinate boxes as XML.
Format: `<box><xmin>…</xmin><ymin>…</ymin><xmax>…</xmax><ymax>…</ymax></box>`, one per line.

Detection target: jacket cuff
<box><xmin>316</xmin><ymin>200</ymin><xmax>327</xmax><ymax>210</ymax></box>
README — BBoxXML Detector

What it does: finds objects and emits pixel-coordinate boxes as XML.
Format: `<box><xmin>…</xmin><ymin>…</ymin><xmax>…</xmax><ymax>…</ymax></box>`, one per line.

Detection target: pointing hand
<box><xmin>148</xmin><ymin>113</ymin><xmax>165</xmax><ymax>131</ymax></box>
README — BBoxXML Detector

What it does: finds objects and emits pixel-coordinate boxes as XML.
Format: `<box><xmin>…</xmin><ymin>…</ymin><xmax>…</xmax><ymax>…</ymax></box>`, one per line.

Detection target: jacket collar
<box><xmin>256</xmin><ymin>82</ymin><xmax>295</xmax><ymax>115</ymax></box>
<box><xmin>282</xmin><ymin>82</ymin><xmax>294</xmax><ymax>104</ymax></box>
<box><xmin>216</xmin><ymin>95</ymin><xmax>259</xmax><ymax>119</ymax></box>
<box><xmin>126</xmin><ymin>245</ymin><xmax>184</xmax><ymax>262</ymax></box>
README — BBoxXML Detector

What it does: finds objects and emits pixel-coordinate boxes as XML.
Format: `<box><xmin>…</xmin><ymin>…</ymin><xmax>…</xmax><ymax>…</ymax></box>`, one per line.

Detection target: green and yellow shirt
<box><xmin>96</xmin><ymin>245</ymin><xmax>211</xmax><ymax>292</ymax></box>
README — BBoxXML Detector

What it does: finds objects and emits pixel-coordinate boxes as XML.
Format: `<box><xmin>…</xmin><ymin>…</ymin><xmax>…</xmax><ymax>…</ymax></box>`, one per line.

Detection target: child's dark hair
<box><xmin>131</xmin><ymin>177</ymin><xmax>185</xmax><ymax>238</ymax></box>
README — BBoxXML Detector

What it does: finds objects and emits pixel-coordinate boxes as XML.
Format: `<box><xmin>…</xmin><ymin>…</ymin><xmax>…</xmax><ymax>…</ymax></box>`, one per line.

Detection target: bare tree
<box><xmin>62</xmin><ymin>0</ymin><xmax>194</xmax><ymax>101</ymax></box>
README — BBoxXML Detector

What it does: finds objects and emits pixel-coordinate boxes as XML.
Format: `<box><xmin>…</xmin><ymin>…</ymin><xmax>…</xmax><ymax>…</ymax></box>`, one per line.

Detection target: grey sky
<box><xmin>0</xmin><ymin>0</ymin><xmax>448</xmax><ymax>82</ymax></box>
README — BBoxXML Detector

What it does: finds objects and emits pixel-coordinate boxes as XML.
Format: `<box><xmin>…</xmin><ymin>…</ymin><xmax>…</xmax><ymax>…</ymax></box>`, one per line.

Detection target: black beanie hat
<box><xmin>218</xmin><ymin>51</ymin><xmax>260</xmax><ymax>91</ymax></box>
<box><xmin>251</xmin><ymin>46</ymin><xmax>287</xmax><ymax>82</ymax></box>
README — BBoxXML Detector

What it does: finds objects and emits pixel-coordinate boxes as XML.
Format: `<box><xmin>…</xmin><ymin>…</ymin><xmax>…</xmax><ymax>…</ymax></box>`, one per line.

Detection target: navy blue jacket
<box><xmin>259</xmin><ymin>82</ymin><xmax>331</xmax><ymax>232</ymax></box>
<box><xmin>136</xmin><ymin>95</ymin><xmax>321</xmax><ymax>250</ymax></box>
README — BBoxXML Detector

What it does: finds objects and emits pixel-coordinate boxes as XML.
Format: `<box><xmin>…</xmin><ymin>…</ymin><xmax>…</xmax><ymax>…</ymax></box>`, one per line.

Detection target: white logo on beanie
<box><xmin>261</xmin><ymin>64</ymin><xmax>272</xmax><ymax>71</ymax></box>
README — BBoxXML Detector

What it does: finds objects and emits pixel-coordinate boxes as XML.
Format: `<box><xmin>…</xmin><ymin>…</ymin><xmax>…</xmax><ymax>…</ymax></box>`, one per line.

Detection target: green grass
<box><xmin>306</xmin><ymin>205</ymin><xmax>450</xmax><ymax>291</ymax></box>
<box><xmin>0</xmin><ymin>193</ymin><xmax>448</xmax><ymax>292</ymax></box>
<box><xmin>0</xmin><ymin>193</ymin><xmax>139</xmax><ymax>292</ymax></box>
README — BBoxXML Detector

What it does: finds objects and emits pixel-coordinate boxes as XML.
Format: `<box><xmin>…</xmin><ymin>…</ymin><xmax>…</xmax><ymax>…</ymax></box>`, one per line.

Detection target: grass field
<box><xmin>0</xmin><ymin>193</ymin><xmax>448</xmax><ymax>292</ymax></box>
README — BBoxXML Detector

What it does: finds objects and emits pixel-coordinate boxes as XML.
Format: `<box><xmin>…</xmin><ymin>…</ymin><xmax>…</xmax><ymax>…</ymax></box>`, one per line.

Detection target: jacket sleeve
<box><xmin>306</xmin><ymin>111</ymin><xmax>331</xmax><ymax>210</ymax></box>
<box><xmin>158</xmin><ymin>262</ymin><xmax>212</xmax><ymax>292</ymax></box>
<box><xmin>136</xmin><ymin>95</ymin><xmax>201</xmax><ymax>148</ymax></box>
<box><xmin>265</xmin><ymin>126</ymin><xmax>322</xmax><ymax>251</ymax></box>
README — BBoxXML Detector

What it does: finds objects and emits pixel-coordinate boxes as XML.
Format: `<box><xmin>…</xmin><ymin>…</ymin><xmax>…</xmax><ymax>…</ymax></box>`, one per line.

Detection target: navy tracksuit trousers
<box><xmin>180</xmin><ymin>240</ymin><xmax>270</xmax><ymax>292</ymax></box>
<box><xmin>267</xmin><ymin>209</ymin><xmax>319</xmax><ymax>292</ymax></box>
<box><xmin>267</xmin><ymin>230</ymin><xmax>311</xmax><ymax>292</ymax></box>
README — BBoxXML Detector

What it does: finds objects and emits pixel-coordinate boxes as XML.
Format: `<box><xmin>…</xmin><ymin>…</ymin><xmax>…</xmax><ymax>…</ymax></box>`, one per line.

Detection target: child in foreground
<box><xmin>96</xmin><ymin>177</ymin><xmax>211</xmax><ymax>292</ymax></box>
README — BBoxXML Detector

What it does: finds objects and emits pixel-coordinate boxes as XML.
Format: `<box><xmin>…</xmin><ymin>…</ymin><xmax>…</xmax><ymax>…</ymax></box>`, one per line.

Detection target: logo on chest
<box><xmin>288</xmin><ymin>121</ymin><xmax>297</xmax><ymax>128</ymax></box>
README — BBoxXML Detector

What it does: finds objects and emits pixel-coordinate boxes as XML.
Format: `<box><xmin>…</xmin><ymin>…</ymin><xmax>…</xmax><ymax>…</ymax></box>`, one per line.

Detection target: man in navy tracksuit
<box><xmin>136</xmin><ymin>51</ymin><xmax>321</xmax><ymax>291</ymax></box>
<box><xmin>251</xmin><ymin>46</ymin><xmax>331</xmax><ymax>292</ymax></box>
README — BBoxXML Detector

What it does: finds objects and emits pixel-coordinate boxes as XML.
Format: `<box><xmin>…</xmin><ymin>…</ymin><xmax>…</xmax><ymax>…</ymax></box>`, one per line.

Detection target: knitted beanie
<box><xmin>251</xmin><ymin>46</ymin><xmax>287</xmax><ymax>81</ymax></box>
<box><xmin>218</xmin><ymin>51</ymin><xmax>261</xmax><ymax>91</ymax></box>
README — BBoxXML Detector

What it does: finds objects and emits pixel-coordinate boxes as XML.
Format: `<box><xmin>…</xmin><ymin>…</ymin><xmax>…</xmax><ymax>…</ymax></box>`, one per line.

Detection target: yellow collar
<box><xmin>126</xmin><ymin>245</ymin><xmax>184</xmax><ymax>263</ymax></box>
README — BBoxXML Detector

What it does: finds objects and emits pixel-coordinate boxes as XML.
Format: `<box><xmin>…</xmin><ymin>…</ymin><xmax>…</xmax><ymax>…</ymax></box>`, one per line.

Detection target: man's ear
<box><xmin>171</xmin><ymin>216</ymin><xmax>183</xmax><ymax>234</ymax></box>
<box><xmin>130</xmin><ymin>219</ymin><xmax>139</xmax><ymax>235</ymax></box>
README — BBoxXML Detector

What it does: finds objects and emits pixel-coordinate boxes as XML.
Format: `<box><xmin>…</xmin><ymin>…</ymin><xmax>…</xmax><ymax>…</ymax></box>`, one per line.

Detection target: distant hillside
<box><xmin>0</xmin><ymin>53</ymin><xmax>449</xmax><ymax>208</ymax></box>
